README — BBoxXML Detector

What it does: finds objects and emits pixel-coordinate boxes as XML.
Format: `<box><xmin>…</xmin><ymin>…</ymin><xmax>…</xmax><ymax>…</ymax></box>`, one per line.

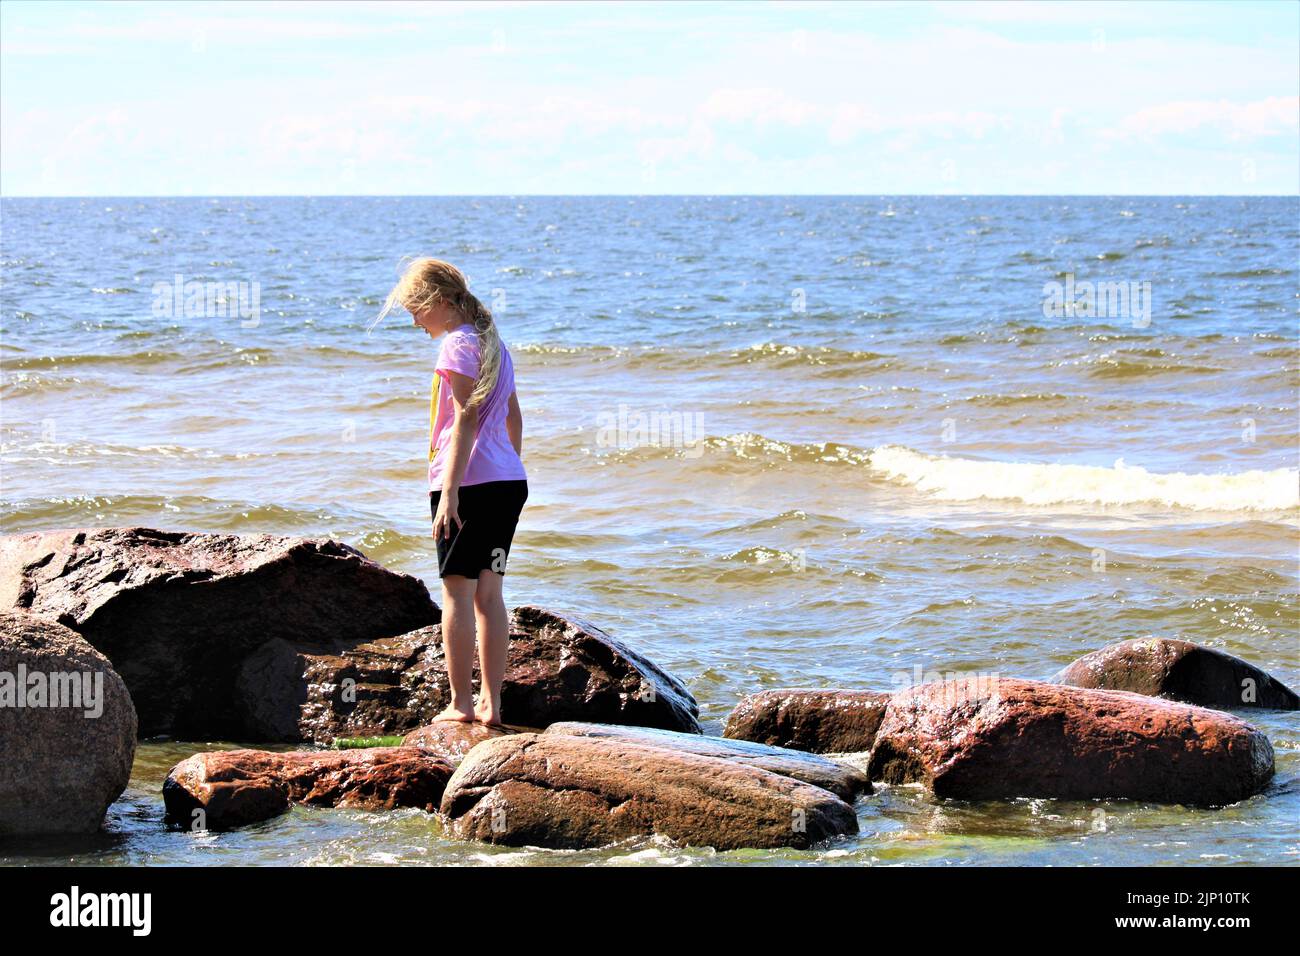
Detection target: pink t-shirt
<box><xmin>428</xmin><ymin>325</ymin><xmax>527</xmax><ymax>490</ymax></box>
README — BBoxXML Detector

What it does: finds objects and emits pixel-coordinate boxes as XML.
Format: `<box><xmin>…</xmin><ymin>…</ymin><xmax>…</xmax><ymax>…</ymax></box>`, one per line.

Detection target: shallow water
<box><xmin>1</xmin><ymin>196</ymin><xmax>1297</xmax><ymax>865</ymax></box>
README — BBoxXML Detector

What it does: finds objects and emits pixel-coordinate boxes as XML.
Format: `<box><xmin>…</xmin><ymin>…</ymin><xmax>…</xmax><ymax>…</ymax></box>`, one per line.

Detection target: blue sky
<box><xmin>1</xmin><ymin>0</ymin><xmax>1296</xmax><ymax>195</ymax></box>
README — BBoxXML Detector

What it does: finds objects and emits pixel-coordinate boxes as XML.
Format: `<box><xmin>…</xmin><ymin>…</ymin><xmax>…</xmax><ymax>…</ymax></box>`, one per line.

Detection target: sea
<box><xmin>1</xmin><ymin>195</ymin><xmax>1297</xmax><ymax>866</ymax></box>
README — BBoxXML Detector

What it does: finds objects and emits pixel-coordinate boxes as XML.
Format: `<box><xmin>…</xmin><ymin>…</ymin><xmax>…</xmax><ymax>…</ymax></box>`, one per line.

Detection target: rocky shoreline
<box><xmin>2</xmin><ymin>527</ymin><xmax>1295</xmax><ymax>849</ymax></box>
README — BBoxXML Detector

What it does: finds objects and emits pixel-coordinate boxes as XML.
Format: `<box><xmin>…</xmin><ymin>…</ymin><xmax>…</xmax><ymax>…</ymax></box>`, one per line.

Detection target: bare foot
<box><xmin>433</xmin><ymin>704</ymin><xmax>475</xmax><ymax>723</ymax></box>
<box><xmin>473</xmin><ymin>700</ymin><xmax>503</xmax><ymax>727</ymax></box>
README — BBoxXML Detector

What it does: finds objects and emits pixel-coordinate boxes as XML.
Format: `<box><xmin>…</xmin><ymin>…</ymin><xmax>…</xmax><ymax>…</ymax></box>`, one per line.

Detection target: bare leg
<box><xmin>434</xmin><ymin>574</ymin><xmax>477</xmax><ymax>722</ymax></box>
<box><xmin>472</xmin><ymin>570</ymin><xmax>509</xmax><ymax>726</ymax></box>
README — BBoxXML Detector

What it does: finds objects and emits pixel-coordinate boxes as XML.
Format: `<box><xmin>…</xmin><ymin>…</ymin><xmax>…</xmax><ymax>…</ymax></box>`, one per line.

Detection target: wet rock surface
<box><xmin>440</xmin><ymin>732</ymin><xmax>859</xmax><ymax>850</ymax></box>
<box><xmin>544</xmin><ymin>721</ymin><xmax>870</xmax><ymax>800</ymax></box>
<box><xmin>402</xmin><ymin>720</ymin><xmax>522</xmax><ymax>766</ymax></box>
<box><xmin>162</xmin><ymin>746</ymin><xmax>453</xmax><ymax>830</ymax></box>
<box><xmin>723</xmin><ymin>688</ymin><xmax>890</xmax><ymax>753</ymax></box>
<box><xmin>1053</xmin><ymin>638</ymin><xmax>1299</xmax><ymax>710</ymax></box>
<box><xmin>868</xmin><ymin>677</ymin><xmax>1275</xmax><ymax>806</ymax></box>
<box><xmin>0</xmin><ymin>527</ymin><xmax>438</xmax><ymax>738</ymax></box>
<box><xmin>239</xmin><ymin>606</ymin><xmax>700</xmax><ymax>742</ymax></box>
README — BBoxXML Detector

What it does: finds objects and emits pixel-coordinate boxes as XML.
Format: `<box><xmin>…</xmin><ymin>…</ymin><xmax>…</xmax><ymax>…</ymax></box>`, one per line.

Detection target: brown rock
<box><xmin>0</xmin><ymin>527</ymin><xmax>438</xmax><ymax>737</ymax></box>
<box><xmin>868</xmin><ymin>677</ymin><xmax>1274</xmax><ymax>806</ymax></box>
<box><xmin>402</xmin><ymin>721</ymin><xmax>520</xmax><ymax>765</ymax></box>
<box><xmin>236</xmin><ymin>629</ymin><xmax>447</xmax><ymax>743</ymax></box>
<box><xmin>0</xmin><ymin>611</ymin><xmax>138</xmax><ymax>834</ymax></box>
<box><xmin>237</xmin><ymin>606</ymin><xmax>700</xmax><ymax>742</ymax></box>
<box><xmin>544</xmin><ymin>722</ymin><xmax>870</xmax><ymax>801</ymax></box>
<box><xmin>162</xmin><ymin>746</ymin><xmax>452</xmax><ymax>830</ymax></box>
<box><xmin>440</xmin><ymin>733</ymin><xmax>858</xmax><ymax>850</ymax></box>
<box><xmin>723</xmin><ymin>688</ymin><xmax>890</xmax><ymax>753</ymax></box>
<box><xmin>504</xmin><ymin>606</ymin><xmax>699</xmax><ymax>732</ymax></box>
<box><xmin>162</xmin><ymin>750</ymin><xmax>290</xmax><ymax>830</ymax></box>
<box><xmin>1053</xmin><ymin>638</ymin><xmax>1299</xmax><ymax>710</ymax></box>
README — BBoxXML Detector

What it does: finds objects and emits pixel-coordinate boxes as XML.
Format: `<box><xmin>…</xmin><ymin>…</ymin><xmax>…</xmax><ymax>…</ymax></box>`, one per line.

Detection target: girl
<box><xmin>376</xmin><ymin>258</ymin><xmax>527</xmax><ymax>726</ymax></box>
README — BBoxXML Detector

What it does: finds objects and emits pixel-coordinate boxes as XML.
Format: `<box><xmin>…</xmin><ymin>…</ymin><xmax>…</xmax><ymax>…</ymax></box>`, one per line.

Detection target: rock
<box><xmin>1053</xmin><ymin>638</ymin><xmax>1299</xmax><ymax>710</ymax></box>
<box><xmin>723</xmin><ymin>688</ymin><xmax>890</xmax><ymax>753</ymax></box>
<box><xmin>162</xmin><ymin>746</ymin><xmax>453</xmax><ymax>830</ymax></box>
<box><xmin>0</xmin><ymin>611</ymin><xmax>138</xmax><ymax>834</ymax></box>
<box><xmin>402</xmin><ymin>721</ymin><xmax>520</xmax><ymax>765</ymax></box>
<box><xmin>503</xmin><ymin>607</ymin><xmax>699</xmax><ymax>732</ymax></box>
<box><xmin>544</xmin><ymin>722</ymin><xmax>870</xmax><ymax>801</ymax></box>
<box><xmin>238</xmin><ymin>606</ymin><xmax>700</xmax><ymax>742</ymax></box>
<box><xmin>0</xmin><ymin>527</ymin><xmax>438</xmax><ymax>737</ymax></box>
<box><xmin>236</xmin><ymin>629</ymin><xmax>447</xmax><ymax>743</ymax></box>
<box><xmin>162</xmin><ymin>751</ymin><xmax>290</xmax><ymax>830</ymax></box>
<box><xmin>867</xmin><ymin>677</ymin><xmax>1274</xmax><ymax>806</ymax></box>
<box><xmin>440</xmin><ymin>733</ymin><xmax>858</xmax><ymax>850</ymax></box>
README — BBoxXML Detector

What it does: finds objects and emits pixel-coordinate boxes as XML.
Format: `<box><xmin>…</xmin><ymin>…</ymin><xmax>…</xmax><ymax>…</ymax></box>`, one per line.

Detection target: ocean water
<box><xmin>0</xmin><ymin>195</ymin><xmax>1297</xmax><ymax>866</ymax></box>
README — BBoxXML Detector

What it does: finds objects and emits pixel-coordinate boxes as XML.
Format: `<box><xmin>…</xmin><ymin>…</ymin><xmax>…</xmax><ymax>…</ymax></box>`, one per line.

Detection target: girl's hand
<box><xmin>433</xmin><ymin>489</ymin><xmax>461</xmax><ymax>542</ymax></box>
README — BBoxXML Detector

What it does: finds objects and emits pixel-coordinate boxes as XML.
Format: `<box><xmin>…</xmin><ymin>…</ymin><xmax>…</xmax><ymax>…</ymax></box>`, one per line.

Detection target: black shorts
<box><xmin>430</xmin><ymin>479</ymin><xmax>528</xmax><ymax>579</ymax></box>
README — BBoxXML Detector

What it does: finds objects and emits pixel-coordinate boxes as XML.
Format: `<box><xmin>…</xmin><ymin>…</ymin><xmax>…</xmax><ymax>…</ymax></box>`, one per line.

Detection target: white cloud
<box><xmin>1106</xmin><ymin>96</ymin><xmax>1300</xmax><ymax>141</ymax></box>
<box><xmin>1</xmin><ymin>2</ymin><xmax>1296</xmax><ymax>194</ymax></box>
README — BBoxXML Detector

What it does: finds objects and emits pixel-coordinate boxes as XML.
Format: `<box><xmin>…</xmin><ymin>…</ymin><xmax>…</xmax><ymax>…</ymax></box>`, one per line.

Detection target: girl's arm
<box><xmin>506</xmin><ymin>390</ymin><xmax>523</xmax><ymax>456</ymax></box>
<box><xmin>433</xmin><ymin>370</ymin><xmax>478</xmax><ymax>541</ymax></box>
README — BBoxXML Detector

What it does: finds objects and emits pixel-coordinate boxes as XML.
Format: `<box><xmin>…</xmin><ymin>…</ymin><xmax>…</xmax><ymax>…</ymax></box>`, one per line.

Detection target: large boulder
<box><xmin>237</xmin><ymin>605</ymin><xmax>701</xmax><ymax>742</ymax></box>
<box><xmin>502</xmin><ymin>607</ymin><xmax>699</xmax><ymax>732</ymax></box>
<box><xmin>236</xmin><ymin>629</ymin><xmax>446</xmax><ymax>743</ymax></box>
<box><xmin>0</xmin><ymin>610</ymin><xmax>137</xmax><ymax>834</ymax></box>
<box><xmin>162</xmin><ymin>746</ymin><xmax>452</xmax><ymax>830</ymax></box>
<box><xmin>440</xmin><ymin>733</ymin><xmax>858</xmax><ymax>850</ymax></box>
<box><xmin>0</xmin><ymin>527</ymin><xmax>438</xmax><ymax>737</ymax></box>
<box><xmin>868</xmin><ymin>678</ymin><xmax>1274</xmax><ymax>806</ymax></box>
<box><xmin>1053</xmin><ymin>638</ymin><xmax>1299</xmax><ymax>710</ymax></box>
<box><xmin>723</xmin><ymin>688</ymin><xmax>890</xmax><ymax>753</ymax></box>
<box><xmin>544</xmin><ymin>722</ymin><xmax>869</xmax><ymax>801</ymax></box>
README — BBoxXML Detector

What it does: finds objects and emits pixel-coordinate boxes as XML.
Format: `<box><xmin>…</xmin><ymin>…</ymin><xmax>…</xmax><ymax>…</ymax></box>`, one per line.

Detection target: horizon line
<box><xmin>3</xmin><ymin>193</ymin><xmax>1298</xmax><ymax>200</ymax></box>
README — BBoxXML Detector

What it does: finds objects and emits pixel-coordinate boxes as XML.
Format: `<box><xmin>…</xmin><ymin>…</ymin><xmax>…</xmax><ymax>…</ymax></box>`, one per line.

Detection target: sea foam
<box><xmin>866</xmin><ymin>445</ymin><xmax>1299</xmax><ymax>513</ymax></box>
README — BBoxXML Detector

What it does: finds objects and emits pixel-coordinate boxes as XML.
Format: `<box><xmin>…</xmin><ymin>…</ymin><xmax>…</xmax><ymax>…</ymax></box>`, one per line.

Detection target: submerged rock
<box><xmin>440</xmin><ymin>733</ymin><xmax>858</xmax><ymax>850</ymax></box>
<box><xmin>239</xmin><ymin>605</ymin><xmax>701</xmax><ymax>742</ymax></box>
<box><xmin>0</xmin><ymin>611</ymin><xmax>138</xmax><ymax>834</ymax></box>
<box><xmin>1053</xmin><ymin>638</ymin><xmax>1299</xmax><ymax>710</ymax></box>
<box><xmin>544</xmin><ymin>722</ymin><xmax>869</xmax><ymax>801</ymax></box>
<box><xmin>162</xmin><ymin>746</ymin><xmax>452</xmax><ymax>830</ymax></box>
<box><xmin>723</xmin><ymin>688</ymin><xmax>890</xmax><ymax>753</ymax></box>
<box><xmin>868</xmin><ymin>677</ymin><xmax>1274</xmax><ymax>806</ymax></box>
<box><xmin>0</xmin><ymin>527</ymin><xmax>438</xmax><ymax>738</ymax></box>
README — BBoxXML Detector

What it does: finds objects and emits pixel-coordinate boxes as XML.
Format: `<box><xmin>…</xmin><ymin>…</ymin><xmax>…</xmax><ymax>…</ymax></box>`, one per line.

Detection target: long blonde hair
<box><xmin>373</xmin><ymin>257</ymin><xmax>502</xmax><ymax>409</ymax></box>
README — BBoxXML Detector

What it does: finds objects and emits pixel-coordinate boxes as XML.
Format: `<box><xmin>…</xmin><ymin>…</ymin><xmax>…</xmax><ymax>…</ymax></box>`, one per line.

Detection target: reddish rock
<box><xmin>440</xmin><ymin>733</ymin><xmax>858</xmax><ymax>850</ymax></box>
<box><xmin>723</xmin><ymin>688</ymin><xmax>890</xmax><ymax>753</ymax></box>
<box><xmin>544</xmin><ymin>722</ymin><xmax>870</xmax><ymax>801</ymax></box>
<box><xmin>163</xmin><ymin>750</ymin><xmax>290</xmax><ymax>830</ymax></box>
<box><xmin>237</xmin><ymin>605</ymin><xmax>700</xmax><ymax>742</ymax></box>
<box><xmin>162</xmin><ymin>746</ymin><xmax>453</xmax><ymax>830</ymax></box>
<box><xmin>402</xmin><ymin>721</ymin><xmax>521</xmax><ymax>765</ymax></box>
<box><xmin>0</xmin><ymin>527</ymin><xmax>438</xmax><ymax>737</ymax></box>
<box><xmin>0</xmin><ymin>611</ymin><xmax>138</xmax><ymax>834</ymax></box>
<box><xmin>504</xmin><ymin>606</ymin><xmax>699</xmax><ymax>732</ymax></box>
<box><xmin>867</xmin><ymin>677</ymin><xmax>1274</xmax><ymax>806</ymax></box>
<box><xmin>236</xmin><ymin>629</ymin><xmax>447</xmax><ymax>743</ymax></box>
<box><xmin>1053</xmin><ymin>638</ymin><xmax>1298</xmax><ymax>710</ymax></box>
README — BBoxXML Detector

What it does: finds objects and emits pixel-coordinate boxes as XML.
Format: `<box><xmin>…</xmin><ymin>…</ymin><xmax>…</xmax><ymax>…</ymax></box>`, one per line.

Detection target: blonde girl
<box><xmin>376</xmin><ymin>258</ymin><xmax>527</xmax><ymax>725</ymax></box>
